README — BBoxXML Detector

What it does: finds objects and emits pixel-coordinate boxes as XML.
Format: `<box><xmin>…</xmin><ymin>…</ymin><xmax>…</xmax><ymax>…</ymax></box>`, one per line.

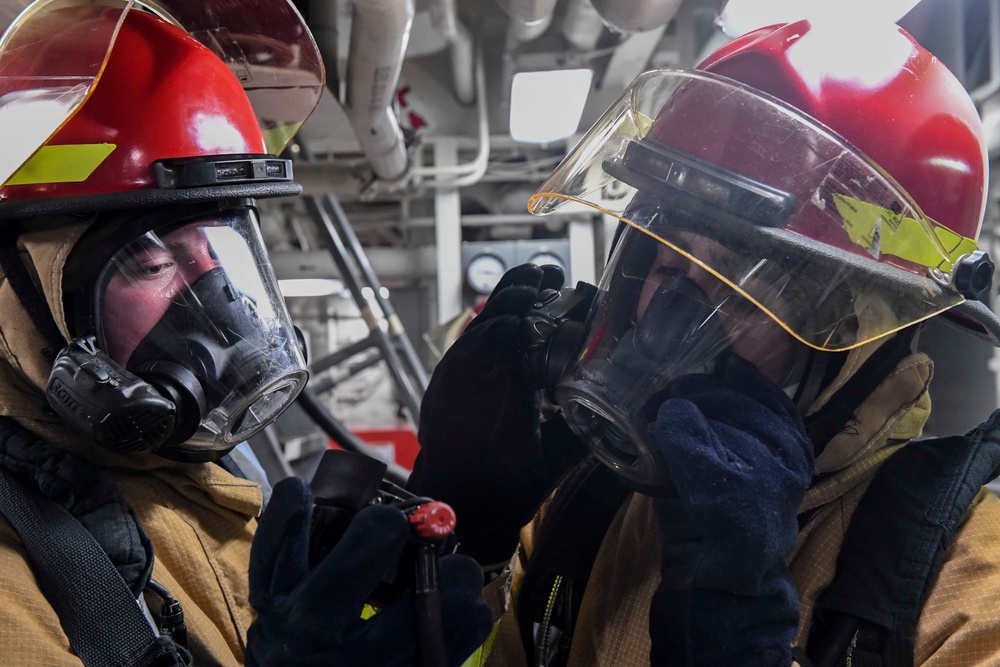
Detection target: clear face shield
<box><xmin>529</xmin><ymin>69</ymin><xmax>988</xmax><ymax>488</ymax></box>
<box><xmin>52</xmin><ymin>205</ymin><xmax>308</xmax><ymax>458</ymax></box>
<box><xmin>555</xmin><ymin>217</ymin><xmax>812</xmax><ymax>487</ymax></box>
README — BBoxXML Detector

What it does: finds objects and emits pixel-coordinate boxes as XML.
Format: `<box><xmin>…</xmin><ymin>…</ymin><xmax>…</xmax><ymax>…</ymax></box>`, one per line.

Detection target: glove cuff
<box><xmin>649</xmin><ymin>578</ymin><xmax>799</xmax><ymax>666</ymax></box>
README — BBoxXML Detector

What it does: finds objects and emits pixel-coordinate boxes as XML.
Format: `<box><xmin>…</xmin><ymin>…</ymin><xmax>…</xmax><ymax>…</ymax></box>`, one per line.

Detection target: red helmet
<box><xmin>0</xmin><ymin>1</ymin><xmax>325</xmax><ymax>459</ymax></box>
<box><xmin>695</xmin><ymin>19</ymin><xmax>986</xmax><ymax>254</ymax></box>
<box><xmin>530</xmin><ymin>19</ymin><xmax>1000</xmax><ymax>350</ymax></box>
<box><xmin>0</xmin><ymin>0</ymin><xmax>324</xmax><ymax>219</ymax></box>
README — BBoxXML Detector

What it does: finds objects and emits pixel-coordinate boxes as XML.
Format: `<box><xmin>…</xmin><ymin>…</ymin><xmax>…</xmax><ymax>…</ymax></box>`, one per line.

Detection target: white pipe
<box><xmin>427</xmin><ymin>0</ymin><xmax>458</xmax><ymax>40</ymax></box>
<box><xmin>428</xmin><ymin>0</ymin><xmax>474</xmax><ymax>108</ymax></box>
<box><xmin>561</xmin><ymin>0</ymin><xmax>605</xmax><ymax>51</ymax></box>
<box><xmin>410</xmin><ymin>53</ymin><xmax>489</xmax><ymax>183</ymax></box>
<box><xmin>449</xmin><ymin>21</ymin><xmax>476</xmax><ymax>105</ymax></box>
<box><xmin>510</xmin><ymin>12</ymin><xmax>553</xmax><ymax>41</ymax></box>
<box><xmin>495</xmin><ymin>0</ymin><xmax>558</xmax><ymax>23</ymax></box>
<box><xmin>591</xmin><ymin>0</ymin><xmax>682</xmax><ymax>33</ymax></box>
<box><xmin>343</xmin><ymin>0</ymin><xmax>414</xmax><ymax>182</ymax></box>
<box><xmin>495</xmin><ymin>0</ymin><xmax>558</xmax><ymax>41</ymax></box>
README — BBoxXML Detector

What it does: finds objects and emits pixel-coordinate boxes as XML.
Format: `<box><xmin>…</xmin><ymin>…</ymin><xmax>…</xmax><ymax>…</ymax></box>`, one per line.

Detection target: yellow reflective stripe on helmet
<box><xmin>4</xmin><ymin>144</ymin><xmax>116</xmax><ymax>186</ymax></box>
<box><xmin>833</xmin><ymin>194</ymin><xmax>976</xmax><ymax>272</ymax></box>
<box><xmin>932</xmin><ymin>223</ymin><xmax>979</xmax><ymax>270</ymax></box>
<box><xmin>263</xmin><ymin>123</ymin><xmax>303</xmax><ymax>156</ymax></box>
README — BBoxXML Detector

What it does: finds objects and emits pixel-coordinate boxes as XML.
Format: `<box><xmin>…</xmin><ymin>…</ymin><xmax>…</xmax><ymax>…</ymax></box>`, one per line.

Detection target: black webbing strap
<box><xmin>0</xmin><ymin>467</ymin><xmax>180</xmax><ymax>666</ymax></box>
<box><xmin>517</xmin><ymin>456</ymin><xmax>632</xmax><ymax>662</ymax></box>
<box><xmin>806</xmin><ymin>409</ymin><xmax>1000</xmax><ymax>667</ymax></box>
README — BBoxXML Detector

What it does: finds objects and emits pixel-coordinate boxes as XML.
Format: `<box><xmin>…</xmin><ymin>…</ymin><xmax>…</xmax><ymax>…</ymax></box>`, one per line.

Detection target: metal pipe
<box><xmin>296</xmin><ymin>387</ymin><xmax>410</xmax><ymax>487</ymax></box>
<box><xmin>427</xmin><ymin>0</ymin><xmax>475</xmax><ymax>105</ymax></box>
<box><xmin>494</xmin><ymin>0</ymin><xmax>558</xmax><ymax>24</ymax></box>
<box><xmin>308</xmin><ymin>0</ymin><xmax>342</xmax><ymax>95</ymax></box>
<box><xmin>322</xmin><ymin>193</ymin><xmax>430</xmax><ymax>390</ymax></box>
<box><xmin>590</xmin><ymin>0</ymin><xmax>682</xmax><ymax>33</ymax></box>
<box><xmin>561</xmin><ymin>0</ymin><xmax>605</xmax><ymax>51</ymax></box>
<box><xmin>342</xmin><ymin>0</ymin><xmax>415</xmax><ymax>181</ymax></box>
<box><xmin>410</xmin><ymin>53</ymin><xmax>489</xmax><ymax>183</ymax></box>
<box><xmin>427</xmin><ymin>0</ymin><xmax>458</xmax><ymax>40</ymax></box>
<box><xmin>970</xmin><ymin>0</ymin><xmax>1000</xmax><ymax>103</ymax></box>
<box><xmin>495</xmin><ymin>0</ymin><xmax>558</xmax><ymax>42</ymax></box>
<box><xmin>510</xmin><ymin>12</ymin><xmax>553</xmax><ymax>42</ymax></box>
<box><xmin>303</xmin><ymin>195</ymin><xmax>425</xmax><ymax>421</ymax></box>
<box><xmin>449</xmin><ymin>22</ymin><xmax>476</xmax><ymax>105</ymax></box>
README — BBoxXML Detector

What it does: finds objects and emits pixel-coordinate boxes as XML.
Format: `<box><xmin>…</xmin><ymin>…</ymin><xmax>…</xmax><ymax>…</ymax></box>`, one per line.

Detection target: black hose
<box><xmin>413</xmin><ymin>545</ymin><xmax>448</xmax><ymax>667</ymax></box>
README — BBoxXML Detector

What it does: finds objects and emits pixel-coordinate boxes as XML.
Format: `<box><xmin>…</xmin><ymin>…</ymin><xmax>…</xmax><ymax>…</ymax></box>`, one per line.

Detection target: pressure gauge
<box><xmin>528</xmin><ymin>251</ymin><xmax>566</xmax><ymax>275</ymax></box>
<box><xmin>466</xmin><ymin>252</ymin><xmax>507</xmax><ymax>294</ymax></box>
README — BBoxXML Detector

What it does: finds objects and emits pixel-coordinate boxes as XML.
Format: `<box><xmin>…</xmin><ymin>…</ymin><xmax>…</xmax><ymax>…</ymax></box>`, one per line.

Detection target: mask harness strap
<box><xmin>0</xmin><ymin>229</ymin><xmax>68</xmax><ymax>359</ymax></box>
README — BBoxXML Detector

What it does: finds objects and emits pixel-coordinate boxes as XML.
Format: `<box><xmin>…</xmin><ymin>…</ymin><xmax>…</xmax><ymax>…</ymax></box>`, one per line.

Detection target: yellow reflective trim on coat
<box><xmin>4</xmin><ymin>144</ymin><xmax>116</xmax><ymax>186</ymax></box>
<box><xmin>832</xmin><ymin>194</ymin><xmax>977</xmax><ymax>272</ymax></box>
<box><xmin>360</xmin><ymin>604</ymin><xmax>498</xmax><ymax>665</ymax></box>
<box><xmin>461</xmin><ymin>621</ymin><xmax>499</xmax><ymax>667</ymax></box>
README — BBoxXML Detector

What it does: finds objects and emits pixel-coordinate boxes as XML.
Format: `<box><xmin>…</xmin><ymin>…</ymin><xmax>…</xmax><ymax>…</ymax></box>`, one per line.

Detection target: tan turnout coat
<box><xmin>487</xmin><ymin>336</ymin><xmax>1000</xmax><ymax>665</ymax></box>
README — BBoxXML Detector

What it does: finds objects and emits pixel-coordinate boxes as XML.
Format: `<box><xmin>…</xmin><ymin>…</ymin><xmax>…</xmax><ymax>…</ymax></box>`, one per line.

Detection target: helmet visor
<box><xmin>529</xmin><ymin>69</ymin><xmax>976</xmax><ymax>351</ymax></box>
<box><xmin>94</xmin><ymin>207</ymin><xmax>308</xmax><ymax>451</ymax></box>
<box><xmin>138</xmin><ymin>0</ymin><xmax>324</xmax><ymax>153</ymax></box>
<box><xmin>0</xmin><ymin>0</ymin><xmax>130</xmax><ymax>186</ymax></box>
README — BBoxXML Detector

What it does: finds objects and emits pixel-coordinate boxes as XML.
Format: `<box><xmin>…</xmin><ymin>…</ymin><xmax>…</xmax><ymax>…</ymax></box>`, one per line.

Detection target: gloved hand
<box><xmin>247</xmin><ymin>477</ymin><xmax>494</xmax><ymax>667</ymax></box>
<box><xmin>409</xmin><ymin>264</ymin><xmax>586</xmax><ymax>566</ymax></box>
<box><xmin>648</xmin><ymin>354</ymin><xmax>814</xmax><ymax>667</ymax></box>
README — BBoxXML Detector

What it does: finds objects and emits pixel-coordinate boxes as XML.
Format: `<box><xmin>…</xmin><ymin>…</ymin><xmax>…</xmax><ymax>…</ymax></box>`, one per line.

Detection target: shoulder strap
<box><xmin>806</xmin><ymin>409</ymin><xmax>1000</xmax><ymax>667</ymax></box>
<box><xmin>0</xmin><ymin>467</ymin><xmax>183</xmax><ymax>667</ymax></box>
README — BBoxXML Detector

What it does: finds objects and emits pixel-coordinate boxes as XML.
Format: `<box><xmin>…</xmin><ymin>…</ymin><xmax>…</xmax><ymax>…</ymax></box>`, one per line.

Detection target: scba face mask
<box><xmin>49</xmin><ymin>204</ymin><xmax>308</xmax><ymax>460</ymax></box>
<box><xmin>553</xmin><ymin>221</ymin><xmax>811</xmax><ymax>488</ymax></box>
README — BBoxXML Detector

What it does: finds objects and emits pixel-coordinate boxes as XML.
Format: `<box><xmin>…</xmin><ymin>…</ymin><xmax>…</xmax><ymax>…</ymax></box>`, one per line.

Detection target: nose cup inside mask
<box><xmin>126</xmin><ymin>266</ymin><xmax>299</xmax><ymax>443</ymax></box>
<box><xmin>556</xmin><ymin>274</ymin><xmax>732</xmax><ymax>487</ymax></box>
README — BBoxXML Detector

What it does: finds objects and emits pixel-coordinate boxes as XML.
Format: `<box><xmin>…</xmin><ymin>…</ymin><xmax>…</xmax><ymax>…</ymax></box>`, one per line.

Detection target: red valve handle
<box><xmin>408</xmin><ymin>501</ymin><xmax>456</xmax><ymax>540</ymax></box>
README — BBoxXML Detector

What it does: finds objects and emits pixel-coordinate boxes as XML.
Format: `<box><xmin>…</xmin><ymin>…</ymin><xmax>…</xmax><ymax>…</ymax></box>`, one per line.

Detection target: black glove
<box><xmin>247</xmin><ymin>477</ymin><xmax>493</xmax><ymax>667</ymax></box>
<box><xmin>649</xmin><ymin>354</ymin><xmax>814</xmax><ymax>667</ymax></box>
<box><xmin>409</xmin><ymin>264</ymin><xmax>586</xmax><ymax>565</ymax></box>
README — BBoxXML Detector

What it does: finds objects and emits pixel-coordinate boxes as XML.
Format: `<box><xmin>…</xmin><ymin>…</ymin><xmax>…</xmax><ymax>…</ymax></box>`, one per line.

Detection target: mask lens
<box><xmin>93</xmin><ymin>207</ymin><xmax>308</xmax><ymax>453</ymax></box>
<box><xmin>227</xmin><ymin>375</ymin><xmax>305</xmax><ymax>440</ymax></box>
<box><xmin>555</xmin><ymin>224</ymin><xmax>809</xmax><ymax>488</ymax></box>
<box><xmin>565</xmin><ymin>398</ymin><xmax>639</xmax><ymax>463</ymax></box>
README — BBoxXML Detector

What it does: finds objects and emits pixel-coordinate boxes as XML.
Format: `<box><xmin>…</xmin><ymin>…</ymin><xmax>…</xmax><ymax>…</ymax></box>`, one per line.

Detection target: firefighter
<box><xmin>411</xmin><ymin>19</ymin><xmax>1000</xmax><ymax>666</ymax></box>
<box><xmin>0</xmin><ymin>2</ymin><xmax>491</xmax><ymax>665</ymax></box>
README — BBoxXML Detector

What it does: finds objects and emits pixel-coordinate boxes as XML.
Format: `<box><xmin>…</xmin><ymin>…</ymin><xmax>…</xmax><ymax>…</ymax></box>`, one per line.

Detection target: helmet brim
<box><xmin>0</xmin><ymin>181</ymin><xmax>302</xmax><ymax>221</ymax></box>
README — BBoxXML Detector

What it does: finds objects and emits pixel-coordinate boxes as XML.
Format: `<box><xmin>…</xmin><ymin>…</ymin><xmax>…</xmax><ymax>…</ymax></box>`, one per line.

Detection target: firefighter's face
<box><xmin>102</xmin><ymin>223</ymin><xmax>221</xmax><ymax>365</ymax></box>
<box><xmin>635</xmin><ymin>233</ymin><xmax>801</xmax><ymax>385</ymax></box>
